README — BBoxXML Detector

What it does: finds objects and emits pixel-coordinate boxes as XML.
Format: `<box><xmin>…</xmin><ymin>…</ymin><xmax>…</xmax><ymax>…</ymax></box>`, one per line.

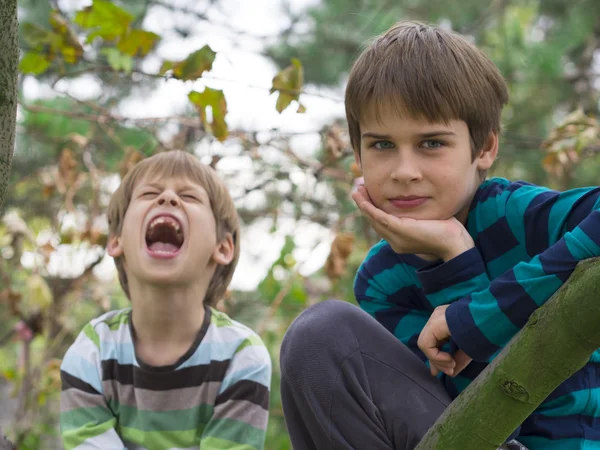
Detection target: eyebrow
<box><xmin>361</xmin><ymin>131</ymin><xmax>456</xmax><ymax>139</ymax></box>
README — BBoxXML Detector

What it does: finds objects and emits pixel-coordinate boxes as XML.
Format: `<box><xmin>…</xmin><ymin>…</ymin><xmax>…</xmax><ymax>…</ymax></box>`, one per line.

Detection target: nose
<box><xmin>390</xmin><ymin>150</ymin><xmax>422</xmax><ymax>183</ymax></box>
<box><xmin>156</xmin><ymin>190</ymin><xmax>180</xmax><ymax>207</ymax></box>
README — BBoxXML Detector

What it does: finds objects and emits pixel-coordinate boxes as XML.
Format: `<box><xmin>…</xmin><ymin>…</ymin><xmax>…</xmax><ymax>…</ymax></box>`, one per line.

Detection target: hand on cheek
<box><xmin>352</xmin><ymin>186</ymin><xmax>474</xmax><ymax>261</ymax></box>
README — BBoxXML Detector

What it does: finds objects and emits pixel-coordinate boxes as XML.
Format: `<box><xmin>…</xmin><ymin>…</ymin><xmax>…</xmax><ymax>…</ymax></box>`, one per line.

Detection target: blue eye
<box><xmin>373</xmin><ymin>141</ymin><xmax>395</xmax><ymax>150</ymax></box>
<box><xmin>421</xmin><ymin>140</ymin><xmax>444</xmax><ymax>148</ymax></box>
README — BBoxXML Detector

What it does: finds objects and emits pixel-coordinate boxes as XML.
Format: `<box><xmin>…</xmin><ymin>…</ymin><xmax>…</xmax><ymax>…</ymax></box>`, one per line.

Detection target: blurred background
<box><xmin>1</xmin><ymin>0</ymin><xmax>600</xmax><ymax>448</ymax></box>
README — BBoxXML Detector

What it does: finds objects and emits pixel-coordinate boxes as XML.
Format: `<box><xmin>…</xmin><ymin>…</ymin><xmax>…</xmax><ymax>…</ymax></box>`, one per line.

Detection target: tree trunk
<box><xmin>0</xmin><ymin>0</ymin><xmax>18</xmax><ymax>211</ymax></box>
<box><xmin>416</xmin><ymin>257</ymin><xmax>600</xmax><ymax>449</ymax></box>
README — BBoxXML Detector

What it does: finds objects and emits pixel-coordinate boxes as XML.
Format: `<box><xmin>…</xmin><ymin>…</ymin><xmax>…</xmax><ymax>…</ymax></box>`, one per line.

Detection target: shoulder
<box><xmin>60</xmin><ymin>308</ymin><xmax>131</xmax><ymax>387</ymax></box>
<box><xmin>474</xmin><ymin>177</ymin><xmax>559</xmax><ymax>206</ymax></box>
<box><xmin>354</xmin><ymin>239</ymin><xmax>421</xmax><ymax>298</ymax></box>
<box><xmin>469</xmin><ymin>177</ymin><xmax>550</xmax><ymax>227</ymax></box>
<box><xmin>84</xmin><ymin>308</ymin><xmax>131</xmax><ymax>346</ymax></box>
<box><xmin>206</xmin><ymin>308</ymin><xmax>271</xmax><ymax>369</ymax></box>
<box><xmin>472</xmin><ymin>177</ymin><xmax>528</xmax><ymax>205</ymax></box>
<box><xmin>62</xmin><ymin>308</ymin><xmax>131</xmax><ymax>360</ymax></box>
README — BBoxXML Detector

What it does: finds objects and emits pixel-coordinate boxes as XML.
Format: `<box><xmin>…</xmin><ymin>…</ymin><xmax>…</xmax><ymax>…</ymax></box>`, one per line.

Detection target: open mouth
<box><xmin>145</xmin><ymin>215</ymin><xmax>184</xmax><ymax>256</ymax></box>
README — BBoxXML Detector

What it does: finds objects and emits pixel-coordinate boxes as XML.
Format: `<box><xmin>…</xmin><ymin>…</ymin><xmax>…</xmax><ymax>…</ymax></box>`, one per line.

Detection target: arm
<box><xmin>439</xmin><ymin>183</ymin><xmax>600</xmax><ymax>361</ymax></box>
<box><xmin>200</xmin><ymin>336</ymin><xmax>272</xmax><ymax>450</ymax></box>
<box><xmin>354</xmin><ymin>241</ymin><xmax>438</xmax><ymax>364</ymax></box>
<box><xmin>60</xmin><ymin>324</ymin><xmax>126</xmax><ymax>450</ymax></box>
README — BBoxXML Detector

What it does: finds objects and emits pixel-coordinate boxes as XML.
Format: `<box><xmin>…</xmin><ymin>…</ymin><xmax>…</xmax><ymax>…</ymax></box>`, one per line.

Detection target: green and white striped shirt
<box><xmin>60</xmin><ymin>305</ymin><xmax>271</xmax><ymax>450</ymax></box>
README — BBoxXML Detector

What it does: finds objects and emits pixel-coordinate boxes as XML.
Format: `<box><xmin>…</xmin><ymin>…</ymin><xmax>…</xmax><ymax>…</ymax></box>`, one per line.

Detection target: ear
<box><xmin>212</xmin><ymin>232</ymin><xmax>235</xmax><ymax>266</ymax></box>
<box><xmin>476</xmin><ymin>132</ymin><xmax>499</xmax><ymax>171</ymax></box>
<box><xmin>107</xmin><ymin>234</ymin><xmax>124</xmax><ymax>258</ymax></box>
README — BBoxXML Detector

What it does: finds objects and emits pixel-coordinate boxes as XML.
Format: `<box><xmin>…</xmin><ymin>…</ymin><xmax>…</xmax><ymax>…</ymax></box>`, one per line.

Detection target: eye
<box><xmin>421</xmin><ymin>139</ymin><xmax>445</xmax><ymax>149</ymax></box>
<box><xmin>181</xmin><ymin>194</ymin><xmax>200</xmax><ymax>201</ymax></box>
<box><xmin>140</xmin><ymin>191</ymin><xmax>158</xmax><ymax>198</ymax></box>
<box><xmin>372</xmin><ymin>140</ymin><xmax>395</xmax><ymax>150</ymax></box>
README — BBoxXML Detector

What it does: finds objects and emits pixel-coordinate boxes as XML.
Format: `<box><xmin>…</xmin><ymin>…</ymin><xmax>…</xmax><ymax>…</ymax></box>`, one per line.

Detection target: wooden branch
<box><xmin>0</xmin><ymin>427</ymin><xmax>15</xmax><ymax>450</ymax></box>
<box><xmin>416</xmin><ymin>257</ymin><xmax>600</xmax><ymax>449</ymax></box>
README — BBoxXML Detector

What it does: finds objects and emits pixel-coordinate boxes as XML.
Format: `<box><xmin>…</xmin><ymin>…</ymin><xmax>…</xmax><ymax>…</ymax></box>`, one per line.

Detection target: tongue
<box><xmin>148</xmin><ymin>242</ymin><xmax>179</xmax><ymax>253</ymax></box>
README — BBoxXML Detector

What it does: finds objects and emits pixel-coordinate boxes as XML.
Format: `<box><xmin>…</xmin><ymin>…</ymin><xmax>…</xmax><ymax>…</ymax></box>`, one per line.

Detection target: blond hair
<box><xmin>345</xmin><ymin>21</ymin><xmax>509</xmax><ymax>172</ymax></box>
<box><xmin>107</xmin><ymin>151</ymin><xmax>240</xmax><ymax>307</ymax></box>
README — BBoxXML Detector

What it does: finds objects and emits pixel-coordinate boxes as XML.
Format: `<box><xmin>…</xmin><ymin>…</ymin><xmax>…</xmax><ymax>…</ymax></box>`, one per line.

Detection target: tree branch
<box><xmin>416</xmin><ymin>257</ymin><xmax>600</xmax><ymax>449</ymax></box>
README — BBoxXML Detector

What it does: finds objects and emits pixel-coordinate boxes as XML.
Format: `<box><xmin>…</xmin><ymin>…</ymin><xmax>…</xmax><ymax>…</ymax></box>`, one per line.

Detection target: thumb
<box><xmin>452</xmin><ymin>349</ymin><xmax>472</xmax><ymax>377</ymax></box>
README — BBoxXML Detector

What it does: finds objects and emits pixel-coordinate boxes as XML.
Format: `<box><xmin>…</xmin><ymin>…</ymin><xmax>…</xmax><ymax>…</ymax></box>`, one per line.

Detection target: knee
<box><xmin>280</xmin><ymin>300</ymin><xmax>364</xmax><ymax>376</ymax></box>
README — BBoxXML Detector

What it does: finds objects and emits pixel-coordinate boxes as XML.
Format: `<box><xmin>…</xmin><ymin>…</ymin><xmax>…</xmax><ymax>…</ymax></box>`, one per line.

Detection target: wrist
<box><xmin>440</xmin><ymin>239</ymin><xmax>474</xmax><ymax>262</ymax></box>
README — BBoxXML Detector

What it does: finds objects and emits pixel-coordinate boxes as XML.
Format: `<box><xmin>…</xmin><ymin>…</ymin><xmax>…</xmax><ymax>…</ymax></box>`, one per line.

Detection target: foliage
<box><xmin>1</xmin><ymin>0</ymin><xmax>600</xmax><ymax>449</ymax></box>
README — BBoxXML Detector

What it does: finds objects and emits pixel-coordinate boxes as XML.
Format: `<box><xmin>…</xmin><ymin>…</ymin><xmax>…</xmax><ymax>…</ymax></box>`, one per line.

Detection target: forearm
<box><xmin>447</xmin><ymin>210</ymin><xmax>600</xmax><ymax>361</ymax></box>
<box><xmin>417</xmin><ymin>247</ymin><xmax>491</xmax><ymax>308</ymax></box>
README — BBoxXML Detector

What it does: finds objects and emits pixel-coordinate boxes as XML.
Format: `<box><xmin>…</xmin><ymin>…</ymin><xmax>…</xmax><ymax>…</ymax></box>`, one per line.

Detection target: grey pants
<box><xmin>280</xmin><ymin>300</ymin><xmax>526</xmax><ymax>450</ymax></box>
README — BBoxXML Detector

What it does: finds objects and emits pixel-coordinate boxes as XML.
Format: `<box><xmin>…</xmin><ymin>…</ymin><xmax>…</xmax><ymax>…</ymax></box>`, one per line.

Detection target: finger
<box><xmin>418</xmin><ymin>331</ymin><xmax>453</xmax><ymax>363</ymax></box>
<box><xmin>356</xmin><ymin>197</ymin><xmax>382</xmax><ymax>220</ymax></box>
<box><xmin>355</xmin><ymin>203</ymin><xmax>392</xmax><ymax>239</ymax></box>
<box><xmin>430</xmin><ymin>363</ymin><xmax>439</xmax><ymax>377</ymax></box>
<box><xmin>357</xmin><ymin>184</ymin><xmax>373</xmax><ymax>202</ymax></box>
<box><xmin>430</xmin><ymin>361</ymin><xmax>454</xmax><ymax>377</ymax></box>
<box><xmin>351</xmin><ymin>189</ymin><xmax>369</xmax><ymax>207</ymax></box>
<box><xmin>451</xmin><ymin>350</ymin><xmax>473</xmax><ymax>377</ymax></box>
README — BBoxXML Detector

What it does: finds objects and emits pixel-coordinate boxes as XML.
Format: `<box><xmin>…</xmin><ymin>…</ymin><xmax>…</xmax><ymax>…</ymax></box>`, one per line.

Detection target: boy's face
<box><xmin>355</xmin><ymin>106</ymin><xmax>497</xmax><ymax>225</ymax></box>
<box><xmin>108</xmin><ymin>175</ymin><xmax>233</xmax><ymax>288</ymax></box>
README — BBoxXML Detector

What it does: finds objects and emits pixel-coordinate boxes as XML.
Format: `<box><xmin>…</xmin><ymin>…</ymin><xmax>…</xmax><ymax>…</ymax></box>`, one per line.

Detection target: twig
<box><xmin>149</xmin><ymin>0</ymin><xmax>278</xmax><ymax>41</ymax></box>
<box><xmin>257</xmin><ymin>276</ymin><xmax>295</xmax><ymax>336</ymax></box>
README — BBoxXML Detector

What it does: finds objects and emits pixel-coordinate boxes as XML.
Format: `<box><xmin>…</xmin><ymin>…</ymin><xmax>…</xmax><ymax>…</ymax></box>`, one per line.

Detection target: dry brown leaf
<box><xmin>350</xmin><ymin>161</ymin><xmax>362</xmax><ymax>178</ymax></box>
<box><xmin>119</xmin><ymin>148</ymin><xmax>145</xmax><ymax>178</ymax></box>
<box><xmin>324</xmin><ymin>232</ymin><xmax>355</xmax><ymax>280</ymax></box>
<box><xmin>324</xmin><ymin>124</ymin><xmax>348</xmax><ymax>161</ymax></box>
<box><xmin>58</xmin><ymin>148</ymin><xmax>79</xmax><ymax>189</ymax></box>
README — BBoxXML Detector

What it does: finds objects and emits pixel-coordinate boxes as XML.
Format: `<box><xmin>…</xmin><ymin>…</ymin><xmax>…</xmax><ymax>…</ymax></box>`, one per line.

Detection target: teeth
<box><xmin>148</xmin><ymin>216</ymin><xmax>181</xmax><ymax>233</ymax></box>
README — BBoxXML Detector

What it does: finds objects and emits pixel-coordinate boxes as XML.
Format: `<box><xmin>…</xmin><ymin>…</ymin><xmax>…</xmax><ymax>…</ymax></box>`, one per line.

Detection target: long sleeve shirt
<box><xmin>354</xmin><ymin>177</ymin><xmax>600</xmax><ymax>449</ymax></box>
<box><xmin>60</xmin><ymin>305</ymin><xmax>271</xmax><ymax>450</ymax></box>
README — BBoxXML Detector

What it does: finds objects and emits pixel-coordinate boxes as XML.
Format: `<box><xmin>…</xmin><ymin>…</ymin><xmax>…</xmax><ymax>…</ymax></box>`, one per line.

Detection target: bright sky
<box><xmin>18</xmin><ymin>0</ymin><xmax>350</xmax><ymax>291</ymax></box>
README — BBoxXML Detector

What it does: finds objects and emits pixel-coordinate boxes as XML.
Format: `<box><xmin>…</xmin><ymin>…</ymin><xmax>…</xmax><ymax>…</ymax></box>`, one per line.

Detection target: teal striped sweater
<box><xmin>354</xmin><ymin>177</ymin><xmax>600</xmax><ymax>449</ymax></box>
<box><xmin>60</xmin><ymin>305</ymin><xmax>271</xmax><ymax>450</ymax></box>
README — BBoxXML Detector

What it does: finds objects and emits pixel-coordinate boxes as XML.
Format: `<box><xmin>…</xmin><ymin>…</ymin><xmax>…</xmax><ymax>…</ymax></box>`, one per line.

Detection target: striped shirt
<box><xmin>60</xmin><ymin>305</ymin><xmax>271</xmax><ymax>450</ymax></box>
<box><xmin>354</xmin><ymin>177</ymin><xmax>600</xmax><ymax>449</ymax></box>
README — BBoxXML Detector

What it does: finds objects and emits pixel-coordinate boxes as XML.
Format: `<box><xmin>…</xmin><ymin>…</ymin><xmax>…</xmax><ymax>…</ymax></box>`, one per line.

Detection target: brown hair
<box><xmin>345</xmin><ymin>21</ymin><xmax>508</xmax><ymax>170</ymax></box>
<box><xmin>107</xmin><ymin>150</ymin><xmax>240</xmax><ymax>307</ymax></box>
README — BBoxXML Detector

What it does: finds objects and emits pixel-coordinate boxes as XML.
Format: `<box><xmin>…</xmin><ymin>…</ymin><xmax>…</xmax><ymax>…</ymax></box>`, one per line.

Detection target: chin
<box><xmin>142</xmin><ymin>270</ymin><xmax>185</xmax><ymax>286</ymax></box>
<box><xmin>387</xmin><ymin>210</ymin><xmax>435</xmax><ymax>220</ymax></box>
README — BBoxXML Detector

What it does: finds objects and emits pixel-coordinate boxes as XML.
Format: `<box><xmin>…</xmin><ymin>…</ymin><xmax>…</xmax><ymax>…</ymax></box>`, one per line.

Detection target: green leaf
<box><xmin>27</xmin><ymin>274</ymin><xmax>53</xmax><ymax>311</ymax></box>
<box><xmin>21</xmin><ymin>12</ymin><xmax>84</xmax><ymax>67</ymax></box>
<box><xmin>159</xmin><ymin>60</ymin><xmax>174</xmax><ymax>74</ymax></box>
<box><xmin>188</xmin><ymin>88</ymin><xmax>228</xmax><ymax>142</ymax></box>
<box><xmin>74</xmin><ymin>0</ymin><xmax>133</xmax><ymax>41</ymax></box>
<box><xmin>21</xmin><ymin>22</ymin><xmax>54</xmax><ymax>48</ymax></box>
<box><xmin>101</xmin><ymin>48</ymin><xmax>133</xmax><ymax>73</ymax></box>
<box><xmin>161</xmin><ymin>45</ymin><xmax>216</xmax><ymax>81</ymax></box>
<box><xmin>270</xmin><ymin>58</ymin><xmax>304</xmax><ymax>113</ymax></box>
<box><xmin>117</xmin><ymin>29</ymin><xmax>160</xmax><ymax>56</ymax></box>
<box><xmin>49</xmin><ymin>10</ymin><xmax>84</xmax><ymax>64</ymax></box>
<box><xmin>19</xmin><ymin>52</ymin><xmax>51</xmax><ymax>75</ymax></box>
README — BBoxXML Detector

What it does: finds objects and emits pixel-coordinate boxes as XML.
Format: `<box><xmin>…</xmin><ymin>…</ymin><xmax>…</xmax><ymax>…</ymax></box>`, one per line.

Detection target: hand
<box><xmin>417</xmin><ymin>305</ymin><xmax>472</xmax><ymax>377</ymax></box>
<box><xmin>352</xmin><ymin>185</ymin><xmax>474</xmax><ymax>261</ymax></box>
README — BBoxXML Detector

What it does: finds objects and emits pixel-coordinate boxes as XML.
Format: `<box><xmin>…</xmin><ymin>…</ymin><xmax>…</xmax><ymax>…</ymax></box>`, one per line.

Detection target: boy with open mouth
<box><xmin>59</xmin><ymin>151</ymin><xmax>272</xmax><ymax>450</ymax></box>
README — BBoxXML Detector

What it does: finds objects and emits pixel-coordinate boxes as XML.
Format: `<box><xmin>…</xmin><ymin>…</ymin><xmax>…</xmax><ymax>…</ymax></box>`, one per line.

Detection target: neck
<box><xmin>128</xmin><ymin>280</ymin><xmax>209</xmax><ymax>347</ymax></box>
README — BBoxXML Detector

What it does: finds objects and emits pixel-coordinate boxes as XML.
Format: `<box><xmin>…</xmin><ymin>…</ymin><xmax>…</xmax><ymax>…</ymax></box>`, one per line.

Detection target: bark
<box><xmin>416</xmin><ymin>257</ymin><xmax>600</xmax><ymax>450</ymax></box>
<box><xmin>0</xmin><ymin>0</ymin><xmax>18</xmax><ymax>211</ymax></box>
<box><xmin>0</xmin><ymin>427</ymin><xmax>14</xmax><ymax>450</ymax></box>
